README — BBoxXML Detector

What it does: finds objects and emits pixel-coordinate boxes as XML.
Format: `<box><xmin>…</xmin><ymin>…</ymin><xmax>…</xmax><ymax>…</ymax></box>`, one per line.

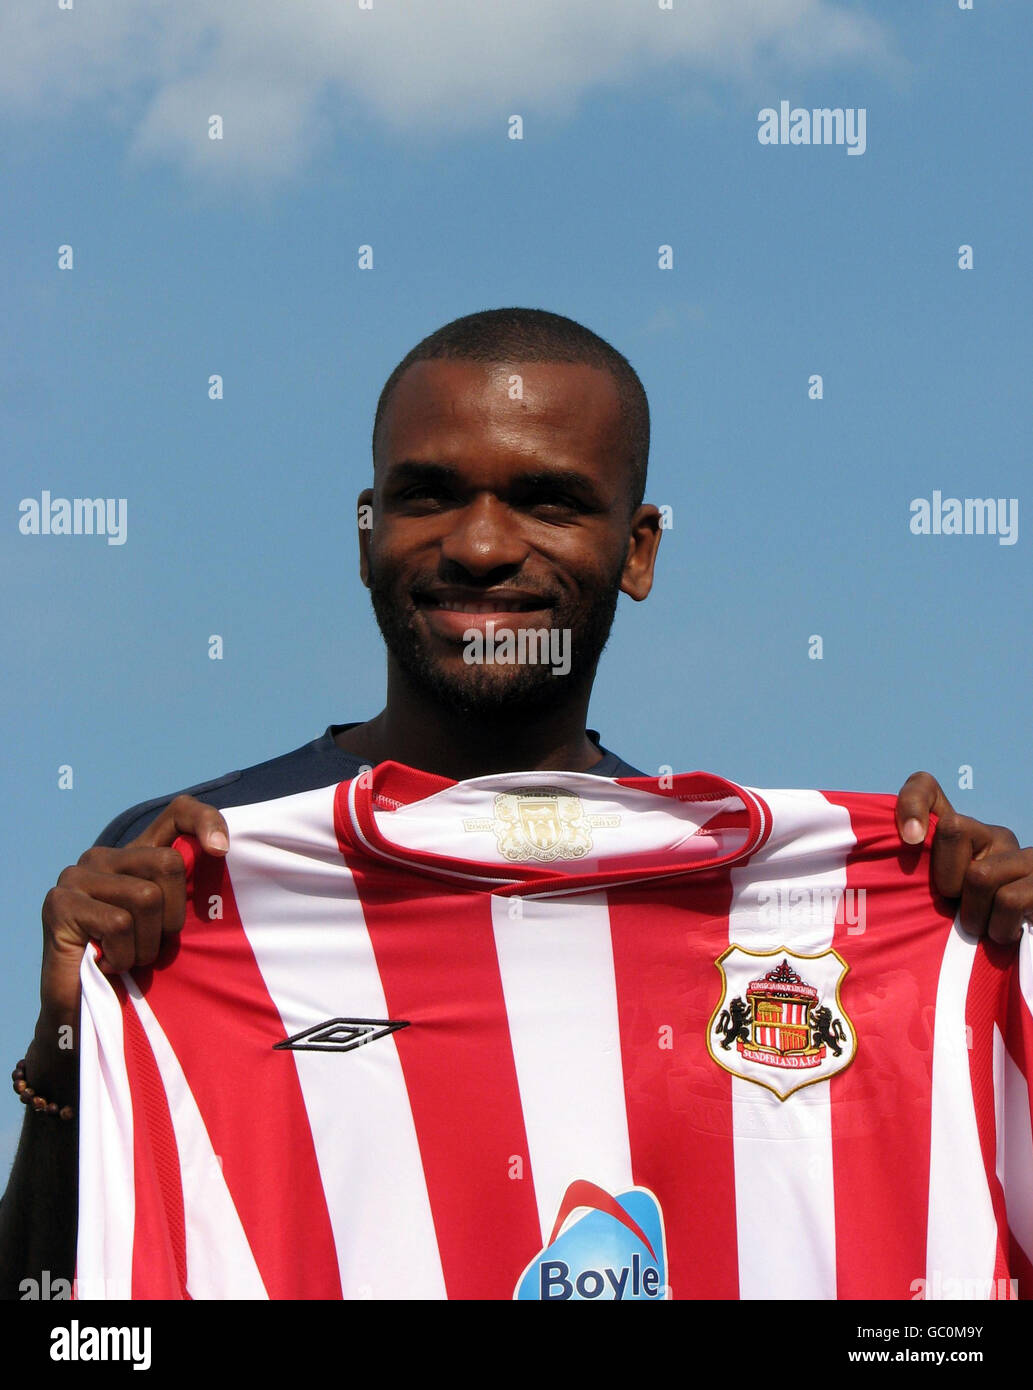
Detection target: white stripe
<box><xmin>490</xmin><ymin>892</ymin><xmax>633</xmax><ymax>1242</ymax></box>
<box><xmin>995</xmin><ymin>1023</ymin><xmax>1033</xmax><ymax>1273</ymax></box>
<box><xmin>729</xmin><ymin>789</ymin><xmax>852</xmax><ymax>1300</ymax></box>
<box><xmin>225</xmin><ymin>789</ymin><xmax>446</xmax><ymax>1300</ymax></box>
<box><xmin>925</xmin><ymin>919</ymin><xmax>998</xmax><ymax>1297</ymax></box>
<box><xmin>75</xmin><ymin>952</ymin><xmax>135</xmax><ymax>1300</ymax></box>
<box><xmin>123</xmin><ymin>978</ymin><xmax>268</xmax><ymax>1299</ymax></box>
<box><xmin>1000</xmin><ymin>1046</ymin><xmax>1033</xmax><ymax>1267</ymax></box>
<box><xmin>1020</xmin><ymin>926</ymin><xmax>1033</xmax><ymax>1017</ymax></box>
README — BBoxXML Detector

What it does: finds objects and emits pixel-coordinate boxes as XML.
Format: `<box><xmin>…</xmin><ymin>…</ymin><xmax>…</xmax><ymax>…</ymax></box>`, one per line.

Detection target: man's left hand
<box><xmin>896</xmin><ymin>771</ymin><xmax>1032</xmax><ymax>944</ymax></box>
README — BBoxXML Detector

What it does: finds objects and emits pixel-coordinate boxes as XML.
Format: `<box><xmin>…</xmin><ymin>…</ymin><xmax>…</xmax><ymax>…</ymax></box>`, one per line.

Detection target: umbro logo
<box><xmin>274</xmin><ymin>1017</ymin><xmax>410</xmax><ymax>1053</ymax></box>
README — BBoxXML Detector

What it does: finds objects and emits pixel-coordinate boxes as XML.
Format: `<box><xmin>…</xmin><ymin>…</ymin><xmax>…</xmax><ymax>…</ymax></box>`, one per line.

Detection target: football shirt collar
<box><xmin>335</xmin><ymin>761</ymin><xmax>771</xmax><ymax>896</ymax></box>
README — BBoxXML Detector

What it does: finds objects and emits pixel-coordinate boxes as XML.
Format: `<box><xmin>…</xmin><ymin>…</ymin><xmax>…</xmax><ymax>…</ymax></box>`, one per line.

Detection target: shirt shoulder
<box><xmin>93</xmin><ymin>726</ymin><xmax>371</xmax><ymax>848</ymax></box>
<box><xmin>93</xmin><ymin>725</ymin><xmax>644</xmax><ymax>847</ymax></box>
<box><xmin>586</xmin><ymin>728</ymin><xmax>643</xmax><ymax>778</ymax></box>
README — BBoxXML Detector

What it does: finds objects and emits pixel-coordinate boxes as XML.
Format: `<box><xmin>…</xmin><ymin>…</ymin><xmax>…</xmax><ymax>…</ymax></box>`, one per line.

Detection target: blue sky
<box><xmin>2</xmin><ymin>1</ymin><xmax>1031</xmax><ymax>1176</ymax></box>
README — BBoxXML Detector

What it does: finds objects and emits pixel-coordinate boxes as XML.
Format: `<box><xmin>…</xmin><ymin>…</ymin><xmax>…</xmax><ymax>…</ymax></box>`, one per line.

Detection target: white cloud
<box><xmin>0</xmin><ymin>0</ymin><xmax>893</xmax><ymax>181</ymax></box>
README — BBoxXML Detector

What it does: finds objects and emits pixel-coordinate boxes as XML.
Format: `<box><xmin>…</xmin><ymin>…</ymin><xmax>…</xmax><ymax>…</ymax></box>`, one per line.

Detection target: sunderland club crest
<box><xmin>707</xmin><ymin>947</ymin><xmax>856</xmax><ymax>1099</ymax></box>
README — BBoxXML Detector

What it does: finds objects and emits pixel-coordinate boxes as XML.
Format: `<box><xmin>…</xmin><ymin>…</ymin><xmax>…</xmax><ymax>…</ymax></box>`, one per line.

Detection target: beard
<box><xmin>367</xmin><ymin>563</ymin><xmax>624</xmax><ymax>719</ymax></box>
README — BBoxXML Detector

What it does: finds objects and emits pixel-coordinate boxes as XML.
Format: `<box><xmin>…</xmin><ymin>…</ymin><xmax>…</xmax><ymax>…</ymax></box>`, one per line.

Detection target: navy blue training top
<box><xmin>94</xmin><ymin>724</ymin><xmax>646</xmax><ymax>849</ymax></box>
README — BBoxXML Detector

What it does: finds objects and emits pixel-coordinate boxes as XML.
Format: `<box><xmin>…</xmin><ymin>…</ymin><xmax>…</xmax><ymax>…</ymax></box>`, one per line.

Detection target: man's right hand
<box><xmin>30</xmin><ymin>797</ymin><xmax>229</xmax><ymax>1096</ymax></box>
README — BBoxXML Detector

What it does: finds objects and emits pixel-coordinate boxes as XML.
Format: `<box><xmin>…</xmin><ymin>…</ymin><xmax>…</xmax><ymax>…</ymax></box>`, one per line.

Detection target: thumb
<box><xmin>895</xmin><ymin>771</ymin><xmax>955</xmax><ymax>846</ymax></box>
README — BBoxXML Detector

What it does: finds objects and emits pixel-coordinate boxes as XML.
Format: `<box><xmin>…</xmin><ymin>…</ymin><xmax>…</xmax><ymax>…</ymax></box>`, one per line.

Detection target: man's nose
<box><xmin>438</xmin><ymin>496</ymin><xmax>528</xmax><ymax>575</ymax></box>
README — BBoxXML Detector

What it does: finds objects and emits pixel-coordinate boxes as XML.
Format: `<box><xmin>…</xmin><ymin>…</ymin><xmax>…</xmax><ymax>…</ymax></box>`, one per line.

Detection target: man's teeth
<box><xmin>428</xmin><ymin>600</ymin><xmax>542</xmax><ymax>613</ymax></box>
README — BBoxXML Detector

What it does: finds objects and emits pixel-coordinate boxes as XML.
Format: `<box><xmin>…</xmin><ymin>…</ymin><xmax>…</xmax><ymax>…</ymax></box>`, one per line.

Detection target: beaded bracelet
<box><xmin>11</xmin><ymin>1059</ymin><xmax>74</xmax><ymax>1121</ymax></box>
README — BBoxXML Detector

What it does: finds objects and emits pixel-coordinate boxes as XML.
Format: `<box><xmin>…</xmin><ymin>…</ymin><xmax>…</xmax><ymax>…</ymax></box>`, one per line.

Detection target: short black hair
<box><xmin>372</xmin><ymin>307</ymin><xmax>650</xmax><ymax>510</ymax></box>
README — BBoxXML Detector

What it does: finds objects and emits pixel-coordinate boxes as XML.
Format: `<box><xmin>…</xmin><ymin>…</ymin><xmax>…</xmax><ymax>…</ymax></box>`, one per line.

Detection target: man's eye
<box><xmin>400</xmin><ymin>485</ymin><xmax>448</xmax><ymax>502</ymax></box>
<box><xmin>529</xmin><ymin>493</ymin><xmax>581</xmax><ymax>513</ymax></box>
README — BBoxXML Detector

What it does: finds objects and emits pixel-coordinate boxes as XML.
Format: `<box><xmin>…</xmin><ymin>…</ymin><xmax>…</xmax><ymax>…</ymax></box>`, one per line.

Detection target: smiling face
<box><xmin>359</xmin><ymin>357</ymin><xmax>660</xmax><ymax>716</ymax></box>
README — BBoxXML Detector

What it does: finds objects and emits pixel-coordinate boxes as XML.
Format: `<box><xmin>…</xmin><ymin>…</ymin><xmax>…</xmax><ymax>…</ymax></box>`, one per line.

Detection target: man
<box><xmin>2</xmin><ymin>307</ymin><xmax>1031</xmax><ymax>1297</ymax></box>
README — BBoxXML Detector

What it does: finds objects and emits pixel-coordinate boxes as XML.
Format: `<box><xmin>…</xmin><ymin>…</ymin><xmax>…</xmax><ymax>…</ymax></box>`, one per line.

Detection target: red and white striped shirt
<box><xmin>76</xmin><ymin>762</ymin><xmax>1033</xmax><ymax>1300</ymax></box>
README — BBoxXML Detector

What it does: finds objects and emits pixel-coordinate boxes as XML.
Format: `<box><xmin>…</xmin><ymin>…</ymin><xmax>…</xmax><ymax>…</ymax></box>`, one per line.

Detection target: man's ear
<box><xmin>620</xmin><ymin>504</ymin><xmax>663</xmax><ymax>601</ymax></box>
<box><xmin>357</xmin><ymin>488</ymin><xmax>374</xmax><ymax>588</ymax></box>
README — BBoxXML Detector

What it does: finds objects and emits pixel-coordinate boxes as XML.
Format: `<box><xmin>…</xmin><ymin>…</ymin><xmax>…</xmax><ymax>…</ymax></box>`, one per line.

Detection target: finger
<box><xmin>895</xmin><ymin>771</ymin><xmax>955</xmax><ymax>846</ymax></box>
<box><xmin>931</xmin><ymin>814</ymin><xmax>1021</xmax><ymax>900</ymax></box>
<box><xmin>958</xmin><ymin>851</ymin><xmax>1033</xmax><ymax>943</ymax></box>
<box><xmin>50</xmin><ymin>871</ymin><xmax>164</xmax><ymax>966</ymax></box>
<box><xmin>986</xmin><ymin>880</ymin><xmax>1033</xmax><ymax>946</ymax></box>
<box><xmin>93</xmin><ymin>905</ymin><xmax>139</xmax><ymax>975</ymax></box>
<box><xmin>43</xmin><ymin>888</ymin><xmax>138</xmax><ymax>976</ymax></box>
<box><xmin>930</xmin><ymin>813</ymin><xmax>990</xmax><ymax>900</ymax></box>
<box><xmin>56</xmin><ymin>861</ymin><xmax>184</xmax><ymax>957</ymax></box>
<box><xmin>131</xmin><ymin>795</ymin><xmax>230</xmax><ymax>856</ymax></box>
<box><xmin>39</xmin><ymin>889</ymin><xmax>123</xmax><ymax>1019</ymax></box>
<box><xmin>68</xmin><ymin>847</ymin><xmax>188</xmax><ymax>938</ymax></box>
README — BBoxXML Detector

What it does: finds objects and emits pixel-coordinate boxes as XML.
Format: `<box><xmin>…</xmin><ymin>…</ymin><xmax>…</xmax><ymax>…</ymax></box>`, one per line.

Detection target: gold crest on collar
<box><xmin>463</xmin><ymin>789</ymin><xmax>621</xmax><ymax>863</ymax></box>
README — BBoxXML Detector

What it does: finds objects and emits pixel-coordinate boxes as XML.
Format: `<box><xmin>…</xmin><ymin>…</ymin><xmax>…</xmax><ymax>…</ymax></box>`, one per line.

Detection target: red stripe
<box><xmin>821</xmin><ymin>793</ymin><xmax>954</xmax><ymax>1299</ymax></box>
<box><xmin>1004</xmin><ymin>959</ymin><xmax>1033</xmax><ymax>1294</ymax></box>
<box><xmin>1005</xmin><ymin>960</ymin><xmax>1033</xmax><ymax>1087</ymax></box>
<box><xmin>1008</xmin><ymin>1227</ymin><xmax>1033</xmax><ymax>1300</ymax></box>
<box><xmin>114</xmin><ymin>979</ymin><xmax>188</xmax><ymax>1299</ymax></box>
<box><xmin>607</xmin><ymin>873</ymin><xmax>740</xmax><ymax>1299</ymax></box>
<box><xmin>132</xmin><ymin>837</ymin><xmax>342</xmax><ymax>1298</ymax></box>
<box><xmin>334</xmin><ymin>795</ymin><xmax>541</xmax><ymax>1299</ymax></box>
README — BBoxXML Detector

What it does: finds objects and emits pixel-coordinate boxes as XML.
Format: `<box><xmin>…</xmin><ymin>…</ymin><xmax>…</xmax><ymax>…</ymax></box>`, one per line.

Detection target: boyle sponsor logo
<box><xmin>539</xmin><ymin>1250</ymin><xmax>660</xmax><ymax>1300</ymax></box>
<box><xmin>514</xmin><ymin>1179</ymin><xmax>669</xmax><ymax>1301</ymax></box>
